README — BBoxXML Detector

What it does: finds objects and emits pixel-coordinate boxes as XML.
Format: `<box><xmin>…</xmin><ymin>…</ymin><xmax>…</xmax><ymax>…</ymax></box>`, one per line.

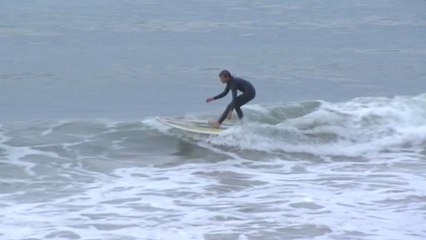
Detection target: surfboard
<box><xmin>156</xmin><ymin>117</ymin><xmax>230</xmax><ymax>135</ymax></box>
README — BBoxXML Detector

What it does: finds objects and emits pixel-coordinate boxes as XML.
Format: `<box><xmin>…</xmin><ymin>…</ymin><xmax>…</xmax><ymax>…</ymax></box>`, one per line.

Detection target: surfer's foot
<box><xmin>208</xmin><ymin>121</ymin><xmax>220</xmax><ymax>128</ymax></box>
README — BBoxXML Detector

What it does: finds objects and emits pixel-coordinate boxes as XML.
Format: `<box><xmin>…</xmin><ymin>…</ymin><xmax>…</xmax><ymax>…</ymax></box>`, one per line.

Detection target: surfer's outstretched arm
<box><xmin>206</xmin><ymin>85</ymin><xmax>230</xmax><ymax>103</ymax></box>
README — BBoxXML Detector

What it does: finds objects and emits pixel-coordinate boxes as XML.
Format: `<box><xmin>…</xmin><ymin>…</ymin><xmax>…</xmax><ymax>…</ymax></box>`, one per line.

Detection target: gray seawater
<box><xmin>1</xmin><ymin>0</ymin><xmax>426</xmax><ymax>239</ymax></box>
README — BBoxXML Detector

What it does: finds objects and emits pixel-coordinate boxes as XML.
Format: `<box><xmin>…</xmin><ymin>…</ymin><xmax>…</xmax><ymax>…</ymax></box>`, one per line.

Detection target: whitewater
<box><xmin>1</xmin><ymin>95</ymin><xmax>425</xmax><ymax>239</ymax></box>
<box><xmin>1</xmin><ymin>0</ymin><xmax>426</xmax><ymax>239</ymax></box>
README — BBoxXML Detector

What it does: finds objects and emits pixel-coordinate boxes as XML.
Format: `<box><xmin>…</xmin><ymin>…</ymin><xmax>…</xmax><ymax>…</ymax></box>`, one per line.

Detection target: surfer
<box><xmin>206</xmin><ymin>70</ymin><xmax>256</xmax><ymax>128</ymax></box>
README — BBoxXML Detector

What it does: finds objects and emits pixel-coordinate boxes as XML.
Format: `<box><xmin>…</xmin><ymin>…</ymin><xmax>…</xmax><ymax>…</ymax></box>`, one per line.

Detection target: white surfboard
<box><xmin>156</xmin><ymin>117</ymin><xmax>230</xmax><ymax>135</ymax></box>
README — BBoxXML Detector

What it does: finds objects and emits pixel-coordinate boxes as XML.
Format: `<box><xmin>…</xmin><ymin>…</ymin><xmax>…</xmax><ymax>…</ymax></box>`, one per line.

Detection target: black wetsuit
<box><xmin>213</xmin><ymin>77</ymin><xmax>256</xmax><ymax>124</ymax></box>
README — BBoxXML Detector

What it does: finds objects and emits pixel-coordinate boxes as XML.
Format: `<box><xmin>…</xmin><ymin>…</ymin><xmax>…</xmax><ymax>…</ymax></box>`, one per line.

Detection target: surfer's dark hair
<box><xmin>219</xmin><ymin>70</ymin><xmax>232</xmax><ymax>78</ymax></box>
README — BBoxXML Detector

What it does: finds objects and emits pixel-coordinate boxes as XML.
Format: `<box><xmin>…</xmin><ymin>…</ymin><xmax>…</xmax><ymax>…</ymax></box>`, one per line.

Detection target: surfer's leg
<box><xmin>235</xmin><ymin>93</ymin><xmax>254</xmax><ymax>120</ymax></box>
<box><xmin>235</xmin><ymin>105</ymin><xmax>243</xmax><ymax>119</ymax></box>
<box><xmin>218</xmin><ymin>103</ymin><xmax>232</xmax><ymax>124</ymax></box>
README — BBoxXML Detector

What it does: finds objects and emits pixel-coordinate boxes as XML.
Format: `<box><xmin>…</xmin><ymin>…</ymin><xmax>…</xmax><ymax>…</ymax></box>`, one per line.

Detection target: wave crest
<box><xmin>206</xmin><ymin>94</ymin><xmax>426</xmax><ymax>156</ymax></box>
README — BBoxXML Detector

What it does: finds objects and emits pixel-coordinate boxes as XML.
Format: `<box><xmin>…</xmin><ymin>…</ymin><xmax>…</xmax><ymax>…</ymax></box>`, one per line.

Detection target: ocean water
<box><xmin>1</xmin><ymin>0</ymin><xmax>426</xmax><ymax>239</ymax></box>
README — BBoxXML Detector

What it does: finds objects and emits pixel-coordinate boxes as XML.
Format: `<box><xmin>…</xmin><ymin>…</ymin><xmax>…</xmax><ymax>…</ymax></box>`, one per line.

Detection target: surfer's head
<box><xmin>219</xmin><ymin>70</ymin><xmax>232</xmax><ymax>83</ymax></box>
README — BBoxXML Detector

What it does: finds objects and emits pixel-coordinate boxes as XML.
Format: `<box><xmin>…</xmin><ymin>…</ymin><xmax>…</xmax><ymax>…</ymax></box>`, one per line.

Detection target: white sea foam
<box><xmin>1</xmin><ymin>0</ymin><xmax>426</xmax><ymax>238</ymax></box>
<box><xmin>1</xmin><ymin>94</ymin><xmax>425</xmax><ymax>239</ymax></box>
<box><xmin>205</xmin><ymin>94</ymin><xmax>426</xmax><ymax>158</ymax></box>
<box><xmin>1</xmin><ymin>156</ymin><xmax>425</xmax><ymax>239</ymax></box>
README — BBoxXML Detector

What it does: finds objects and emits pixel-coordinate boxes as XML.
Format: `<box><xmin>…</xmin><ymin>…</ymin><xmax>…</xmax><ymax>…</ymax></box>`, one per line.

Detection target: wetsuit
<box><xmin>213</xmin><ymin>77</ymin><xmax>256</xmax><ymax>124</ymax></box>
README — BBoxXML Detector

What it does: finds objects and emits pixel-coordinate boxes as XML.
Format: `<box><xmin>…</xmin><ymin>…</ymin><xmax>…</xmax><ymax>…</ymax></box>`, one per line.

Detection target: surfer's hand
<box><xmin>206</xmin><ymin>97</ymin><xmax>214</xmax><ymax>103</ymax></box>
